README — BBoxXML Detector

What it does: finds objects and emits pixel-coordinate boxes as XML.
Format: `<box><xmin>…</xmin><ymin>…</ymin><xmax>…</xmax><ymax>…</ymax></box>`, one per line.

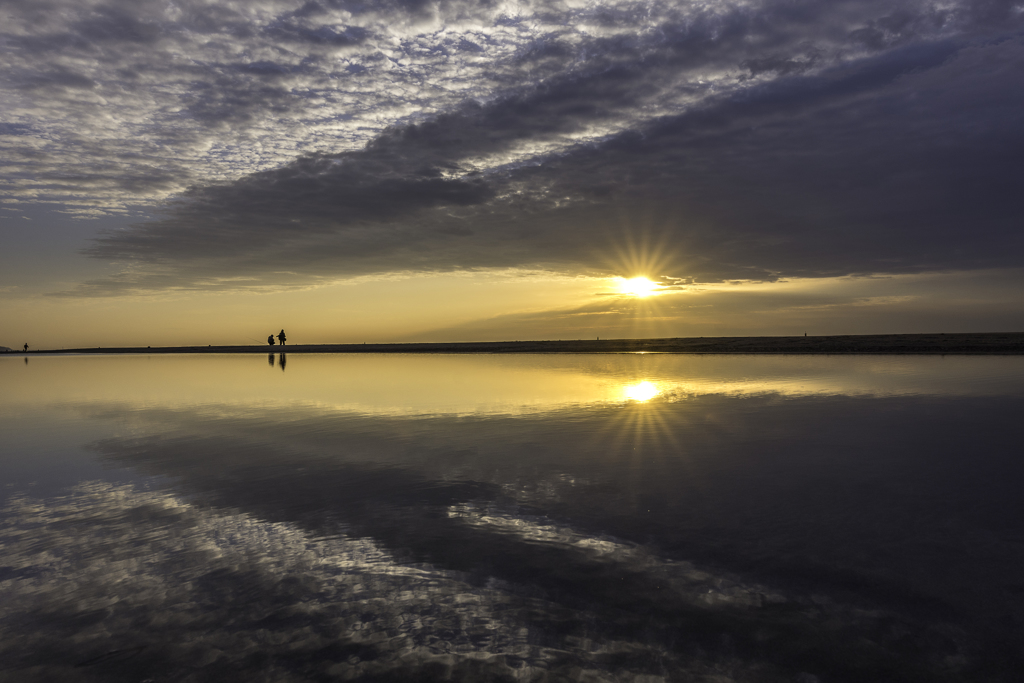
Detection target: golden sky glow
<box><xmin>4</xmin><ymin>268</ymin><xmax>1024</xmax><ymax>349</ymax></box>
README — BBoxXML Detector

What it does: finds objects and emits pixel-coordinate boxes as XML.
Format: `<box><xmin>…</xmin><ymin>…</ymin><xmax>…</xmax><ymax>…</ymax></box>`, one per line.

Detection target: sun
<box><xmin>617</xmin><ymin>276</ymin><xmax>660</xmax><ymax>297</ymax></box>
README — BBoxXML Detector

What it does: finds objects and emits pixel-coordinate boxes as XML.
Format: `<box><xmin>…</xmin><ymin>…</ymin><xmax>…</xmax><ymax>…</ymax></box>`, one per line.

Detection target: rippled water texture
<box><xmin>2</xmin><ymin>354</ymin><xmax>1024</xmax><ymax>682</ymax></box>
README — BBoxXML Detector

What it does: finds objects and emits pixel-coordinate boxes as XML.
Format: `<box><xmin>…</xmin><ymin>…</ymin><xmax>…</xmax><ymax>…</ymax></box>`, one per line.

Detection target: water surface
<box><xmin>2</xmin><ymin>354</ymin><xmax>1023</xmax><ymax>682</ymax></box>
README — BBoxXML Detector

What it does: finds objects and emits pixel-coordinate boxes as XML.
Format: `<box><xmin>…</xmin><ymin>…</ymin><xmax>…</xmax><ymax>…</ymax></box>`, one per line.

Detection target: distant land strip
<box><xmin>11</xmin><ymin>333</ymin><xmax>1024</xmax><ymax>355</ymax></box>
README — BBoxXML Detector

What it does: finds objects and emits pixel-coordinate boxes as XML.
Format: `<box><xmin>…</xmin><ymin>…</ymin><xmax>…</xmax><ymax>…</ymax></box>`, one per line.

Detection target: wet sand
<box><xmin>16</xmin><ymin>332</ymin><xmax>1024</xmax><ymax>354</ymax></box>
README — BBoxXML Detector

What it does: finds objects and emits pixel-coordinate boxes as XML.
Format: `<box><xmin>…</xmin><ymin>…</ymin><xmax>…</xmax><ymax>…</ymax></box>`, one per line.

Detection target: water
<box><xmin>2</xmin><ymin>353</ymin><xmax>1023</xmax><ymax>682</ymax></box>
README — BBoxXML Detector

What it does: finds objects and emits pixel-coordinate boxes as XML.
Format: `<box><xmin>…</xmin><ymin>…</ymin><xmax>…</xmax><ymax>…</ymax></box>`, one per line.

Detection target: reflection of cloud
<box><xmin>16</xmin><ymin>374</ymin><xmax>1014</xmax><ymax>678</ymax></box>
<box><xmin>449</xmin><ymin>503</ymin><xmax>784</xmax><ymax>609</ymax></box>
<box><xmin>0</xmin><ymin>480</ymin><xmax>979</xmax><ymax>681</ymax></box>
<box><xmin>0</xmin><ymin>482</ymin><xmax>688</xmax><ymax>681</ymax></box>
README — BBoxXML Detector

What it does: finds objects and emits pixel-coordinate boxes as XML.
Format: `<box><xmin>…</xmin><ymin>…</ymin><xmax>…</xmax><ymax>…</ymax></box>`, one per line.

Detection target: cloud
<box><xmin>2</xmin><ymin>1</ymin><xmax>1022</xmax><ymax>293</ymax></box>
<box><xmin>410</xmin><ymin>270</ymin><xmax>1024</xmax><ymax>340</ymax></box>
<box><xmin>0</xmin><ymin>0</ymin><xmax>549</xmax><ymax>215</ymax></box>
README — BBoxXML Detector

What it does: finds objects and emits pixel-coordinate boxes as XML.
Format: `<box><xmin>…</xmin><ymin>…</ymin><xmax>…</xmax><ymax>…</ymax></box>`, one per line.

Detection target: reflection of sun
<box><xmin>617</xmin><ymin>276</ymin><xmax>660</xmax><ymax>298</ymax></box>
<box><xmin>623</xmin><ymin>380</ymin><xmax>660</xmax><ymax>402</ymax></box>
<box><xmin>583</xmin><ymin>380</ymin><xmax>688</xmax><ymax>488</ymax></box>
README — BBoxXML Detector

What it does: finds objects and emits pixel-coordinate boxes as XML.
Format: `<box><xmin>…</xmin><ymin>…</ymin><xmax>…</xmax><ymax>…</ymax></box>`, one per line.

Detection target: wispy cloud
<box><xmin>3</xmin><ymin>1</ymin><xmax>1022</xmax><ymax>294</ymax></box>
<box><xmin>411</xmin><ymin>269</ymin><xmax>1024</xmax><ymax>340</ymax></box>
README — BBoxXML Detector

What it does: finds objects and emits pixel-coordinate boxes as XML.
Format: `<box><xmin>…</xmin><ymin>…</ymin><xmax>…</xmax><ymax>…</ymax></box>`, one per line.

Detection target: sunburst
<box><xmin>617</xmin><ymin>277</ymin><xmax>661</xmax><ymax>298</ymax></box>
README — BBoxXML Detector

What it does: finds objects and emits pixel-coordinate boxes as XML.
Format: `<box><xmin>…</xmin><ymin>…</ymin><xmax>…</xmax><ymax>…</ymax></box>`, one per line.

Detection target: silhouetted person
<box><xmin>268</xmin><ymin>353</ymin><xmax>275</xmax><ymax>367</ymax></box>
<box><xmin>268</xmin><ymin>335</ymin><xmax>275</xmax><ymax>346</ymax></box>
<box><xmin>279</xmin><ymin>353</ymin><xmax>286</xmax><ymax>371</ymax></box>
<box><xmin>277</xmin><ymin>329</ymin><xmax>287</xmax><ymax>346</ymax></box>
<box><xmin>23</xmin><ymin>343</ymin><xmax>28</xmax><ymax>352</ymax></box>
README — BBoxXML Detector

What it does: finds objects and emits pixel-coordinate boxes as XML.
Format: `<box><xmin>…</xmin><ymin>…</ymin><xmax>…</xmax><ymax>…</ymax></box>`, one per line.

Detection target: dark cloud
<box><xmin>18</xmin><ymin>66</ymin><xmax>97</xmax><ymax>91</ymax></box>
<box><xmin>1</xmin><ymin>0</ymin><xmax>563</xmax><ymax>216</ymax></box>
<box><xmin>263</xmin><ymin>21</ymin><xmax>369</xmax><ymax>46</ymax></box>
<box><xmin>523</xmin><ymin>37</ymin><xmax>1024</xmax><ymax>281</ymax></box>
<box><xmin>2</xmin><ymin>1</ymin><xmax>1022</xmax><ymax>290</ymax></box>
<box><xmin>73</xmin><ymin>6</ymin><xmax>163</xmax><ymax>43</ymax></box>
<box><xmin>0</xmin><ymin>123</ymin><xmax>34</xmax><ymax>135</ymax></box>
<box><xmin>77</xmin><ymin>3</ymin><xmax>1024</xmax><ymax>292</ymax></box>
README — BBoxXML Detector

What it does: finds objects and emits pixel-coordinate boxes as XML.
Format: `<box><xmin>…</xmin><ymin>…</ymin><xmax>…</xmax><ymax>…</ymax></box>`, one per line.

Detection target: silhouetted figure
<box><xmin>23</xmin><ymin>343</ymin><xmax>28</xmax><ymax>352</ymax></box>
<box><xmin>267</xmin><ymin>335</ymin><xmax>275</xmax><ymax>346</ymax></box>
<box><xmin>268</xmin><ymin>353</ymin><xmax>275</xmax><ymax>367</ymax></box>
<box><xmin>277</xmin><ymin>329</ymin><xmax>287</xmax><ymax>346</ymax></box>
<box><xmin>279</xmin><ymin>353</ymin><xmax>287</xmax><ymax>371</ymax></box>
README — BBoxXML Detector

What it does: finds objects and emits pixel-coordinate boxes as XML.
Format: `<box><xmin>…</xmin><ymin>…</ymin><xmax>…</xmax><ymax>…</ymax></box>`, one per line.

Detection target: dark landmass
<box><xmin>11</xmin><ymin>332</ymin><xmax>1024</xmax><ymax>355</ymax></box>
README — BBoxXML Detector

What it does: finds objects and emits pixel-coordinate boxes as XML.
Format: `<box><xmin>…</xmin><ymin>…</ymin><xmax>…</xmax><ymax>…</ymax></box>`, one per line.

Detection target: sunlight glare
<box><xmin>617</xmin><ymin>276</ymin><xmax>660</xmax><ymax>297</ymax></box>
<box><xmin>623</xmin><ymin>381</ymin><xmax>660</xmax><ymax>402</ymax></box>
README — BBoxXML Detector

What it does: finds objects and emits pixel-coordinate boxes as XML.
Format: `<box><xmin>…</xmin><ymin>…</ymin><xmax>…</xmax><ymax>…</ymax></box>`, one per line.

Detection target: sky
<box><xmin>2</xmin><ymin>0</ymin><xmax>1023</xmax><ymax>348</ymax></box>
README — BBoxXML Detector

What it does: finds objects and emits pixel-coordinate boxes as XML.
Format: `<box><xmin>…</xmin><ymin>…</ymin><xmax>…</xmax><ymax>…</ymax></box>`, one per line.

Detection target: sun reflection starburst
<box><xmin>623</xmin><ymin>380</ymin><xmax>661</xmax><ymax>402</ymax></box>
<box><xmin>581</xmin><ymin>372</ymin><xmax>693</xmax><ymax>488</ymax></box>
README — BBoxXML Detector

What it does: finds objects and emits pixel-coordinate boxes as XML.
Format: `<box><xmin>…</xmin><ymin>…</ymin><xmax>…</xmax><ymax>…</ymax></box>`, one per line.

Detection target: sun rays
<box><xmin>593</xmin><ymin>222</ymin><xmax>692</xmax><ymax>341</ymax></box>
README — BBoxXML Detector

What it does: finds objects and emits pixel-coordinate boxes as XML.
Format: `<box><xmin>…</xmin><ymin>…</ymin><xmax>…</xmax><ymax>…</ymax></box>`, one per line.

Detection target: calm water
<box><xmin>2</xmin><ymin>353</ymin><xmax>1024</xmax><ymax>682</ymax></box>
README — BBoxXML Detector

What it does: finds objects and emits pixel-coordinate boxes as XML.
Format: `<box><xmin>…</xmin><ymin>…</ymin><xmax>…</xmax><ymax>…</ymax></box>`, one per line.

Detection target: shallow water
<box><xmin>2</xmin><ymin>353</ymin><xmax>1024</xmax><ymax>682</ymax></box>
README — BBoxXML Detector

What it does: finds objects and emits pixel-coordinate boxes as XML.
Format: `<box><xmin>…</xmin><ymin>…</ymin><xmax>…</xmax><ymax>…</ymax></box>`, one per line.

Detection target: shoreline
<box><xmin>9</xmin><ymin>332</ymin><xmax>1024</xmax><ymax>355</ymax></box>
